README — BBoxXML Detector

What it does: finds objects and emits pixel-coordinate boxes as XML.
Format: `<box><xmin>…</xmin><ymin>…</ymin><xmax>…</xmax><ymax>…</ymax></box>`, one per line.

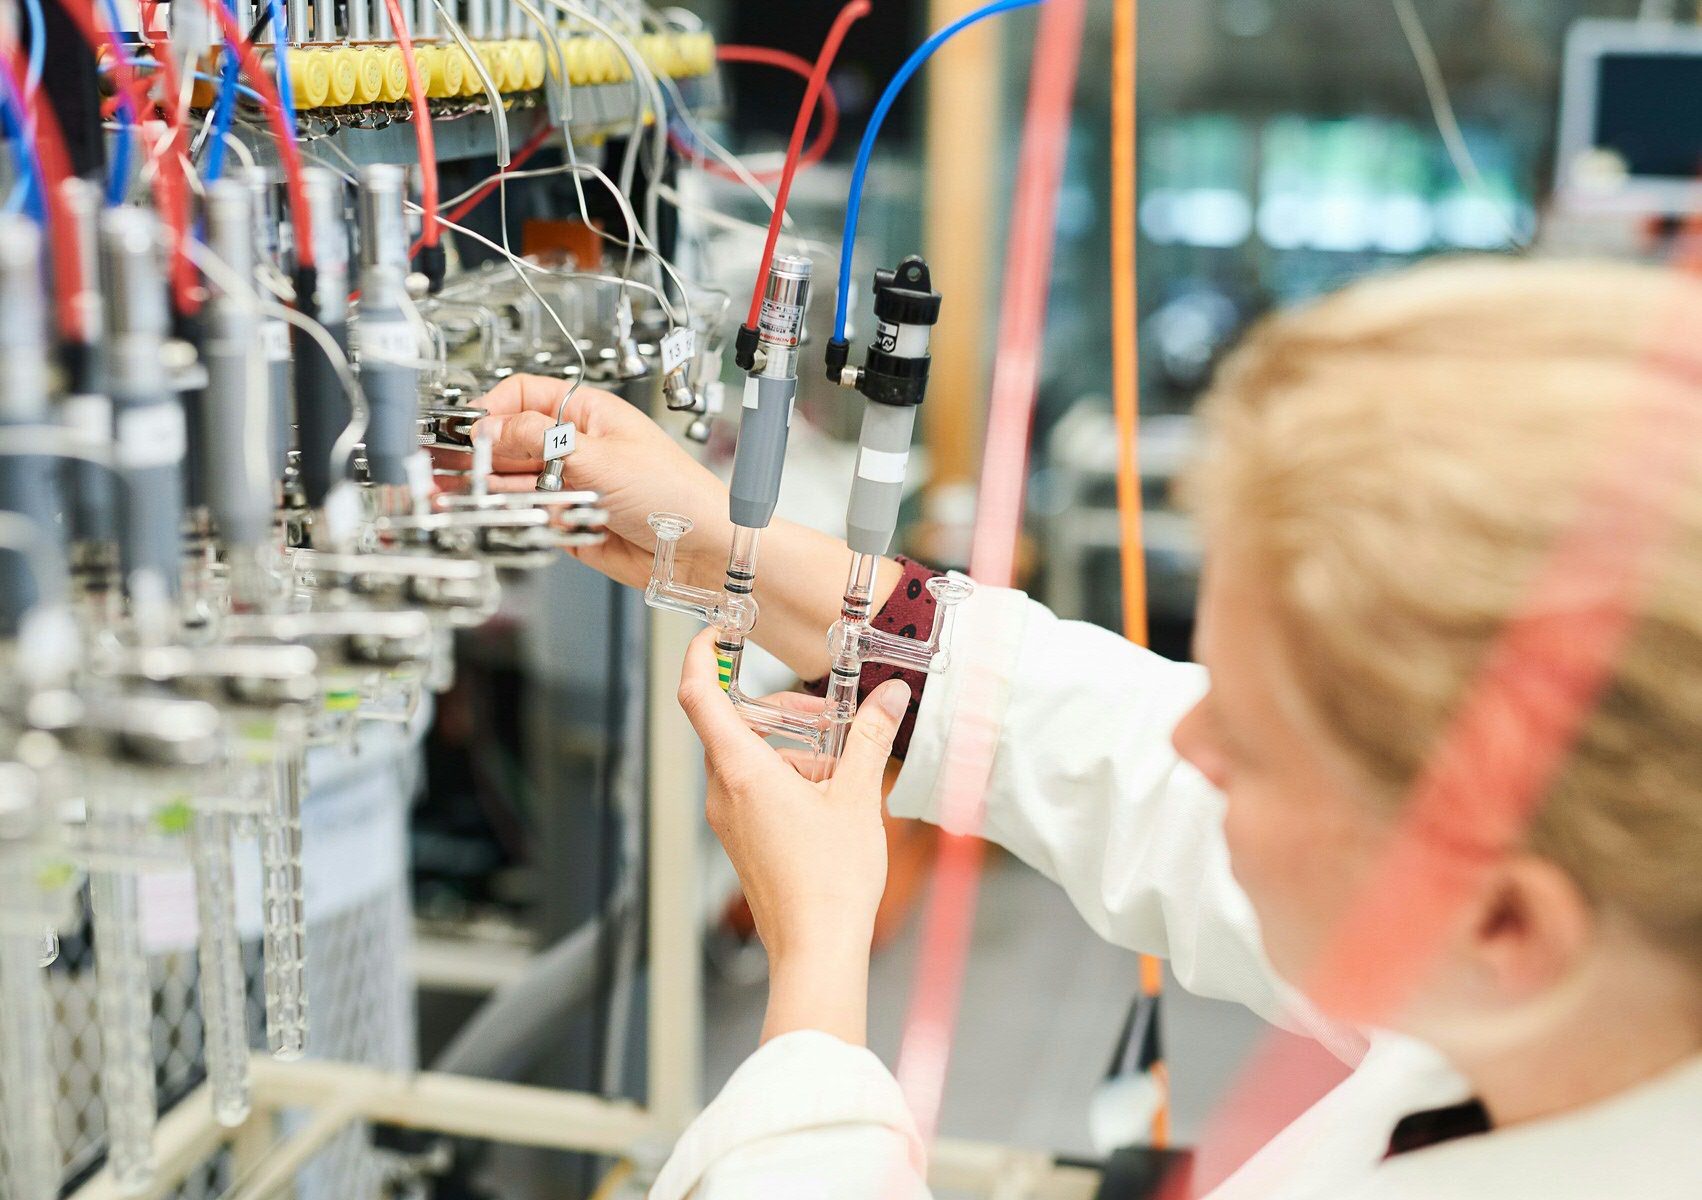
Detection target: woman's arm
<box><xmin>459</xmin><ymin>376</ymin><xmax>903</xmax><ymax>680</ymax></box>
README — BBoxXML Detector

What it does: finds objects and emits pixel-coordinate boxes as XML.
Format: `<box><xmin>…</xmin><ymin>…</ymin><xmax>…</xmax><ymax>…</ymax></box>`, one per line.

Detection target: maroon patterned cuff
<box><xmin>803</xmin><ymin>555</ymin><xmax>943</xmax><ymax>760</ymax></box>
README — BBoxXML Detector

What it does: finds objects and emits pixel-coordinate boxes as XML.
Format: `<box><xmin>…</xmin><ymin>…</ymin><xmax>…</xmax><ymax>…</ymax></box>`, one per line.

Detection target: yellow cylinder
<box><xmin>582</xmin><ymin>38</ymin><xmax>606</xmax><ymax>84</ymax></box>
<box><xmin>268</xmin><ymin>48</ymin><xmax>331</xmax><ymax>111</ymax></box>
<box><xmin>518</xmin><ymin>39</ymin><xmax>546</xmax><ymax>91</ymax></box>
<box><xmin>563</xmin><ymin>36</ymin><xmax>591</xmax><ymax>86</ymax></box>
<box><xmin>486</xmin><ymin>41</ymin><xmax>510</xmax><ymax>92</ymax></box>
<box><xmin>415</xmin><ymin>46</ymin><xmax>453</xmax><ymax>99</ymax></box>
<box><xmin>351</xmin><ymin>47</ymin><xmax>386</xmax><ymax>104</ymax></box>
<box><xmin>324</xmin><ymin>47</ymin><xmax>359</xmax><ymax>107</ymax></box>
<box><xmin>378</xmin><ymin>46</ymin><xmax>410</xmax><ymax>102</ymax></box>
<box><xmin>458</xmin><ymin>45</ymin><xmax>486</xmax><ymax>97</ymax></box>
<box><xmin>504</xmin><ymin>41</ymin><xmax>530</xmax><ymax>92</ymax></box>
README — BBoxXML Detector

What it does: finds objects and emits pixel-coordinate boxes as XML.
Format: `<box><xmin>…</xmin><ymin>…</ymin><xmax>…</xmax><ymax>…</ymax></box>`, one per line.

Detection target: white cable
<box><xmin>538</xmin><ymin>0</ymin><xmax>667</xmax><ymax>278</ymax></box>
<box><xmin>434</xmin><ymin>0</ymin><xmax>511</xmax><ymax>166</ymax></box>
<box><xmin>1391</xmin><ymin>0</ymin><xmax>1525</xmax><ymax>250</ymax></box>
<box><xmin>219</xmin><ymin>130</ymin><xmax>257</xmax><ymax>173</ymax></box>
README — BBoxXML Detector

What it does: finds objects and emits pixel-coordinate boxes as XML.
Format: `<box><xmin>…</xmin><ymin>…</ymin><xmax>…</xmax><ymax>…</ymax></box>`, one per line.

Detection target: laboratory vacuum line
<box><xmin>891</xmin><ymin>0</ymin><xmax>1087</xmax><ymax>1148</ymax></box>
<box><xmin>831</xmin><ymin>0</ymin><xmax>1044</xmax><ymax>346</ymax></box>
<box><xmin>735</xmin><ymin>0</ymin><xmax>869</xmax><ymax>353</ymax></box>
<box><xmin>1109</xmin><ymin>0</ymin><xmax>1169</xmax><ymax>1151</ymax></box>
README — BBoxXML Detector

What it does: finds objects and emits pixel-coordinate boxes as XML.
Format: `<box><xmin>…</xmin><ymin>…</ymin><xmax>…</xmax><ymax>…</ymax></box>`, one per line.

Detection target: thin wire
<box><xmin>1391</xmin><ymin>0</ymin><xmax>1525</xmax><ymax>250</ymax></box>
<box><xmin>398</xmin><ymin>143</ymin><xmax>696</xmax><ymax>329</ymax></box>
<box><xmin>432</xmin><ymin>0</ymin><xmax>509</xmax><ymax>166</ymax></box>
<box><xmin>497</xmin><ymin>164</ymin><xmax>590</xmax><ymax>419</ymax></box>
<box><xmin>536</xmin><ymin>0</ymin><xmax>666</xmax><ymax>289</ymax></box>
<box><xmin>653</xmin><ymin>180</ymin><xmax>839</xmax><ymax>264</ymax></box>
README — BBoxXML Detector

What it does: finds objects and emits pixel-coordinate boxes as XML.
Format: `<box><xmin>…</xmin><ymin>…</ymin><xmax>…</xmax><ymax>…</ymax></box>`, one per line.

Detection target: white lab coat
<box><xmin>651</xmin><ymin>586</ymin><xmax>1702</xmax><ymax>1199</ymax></box>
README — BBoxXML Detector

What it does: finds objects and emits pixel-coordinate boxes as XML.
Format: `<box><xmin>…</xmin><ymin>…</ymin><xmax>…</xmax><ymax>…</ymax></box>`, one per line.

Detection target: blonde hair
<box><xmin>1189</xmin><ymin>257</ymin><xmax>1702</xmax><ymax>968</ymax></box>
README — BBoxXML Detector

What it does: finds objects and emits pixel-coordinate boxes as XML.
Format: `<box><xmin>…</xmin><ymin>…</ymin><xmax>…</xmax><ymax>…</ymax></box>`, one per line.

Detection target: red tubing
<box><xmin>0</xmin><ymin>38</ymin><xmax>86</xmax><ymax>340</ymax></box>
<box><xmin>140</xmin><ymin>23</ymin><xmax>199</xmax><ymax>313</ymax></box>
<box><xmin>890</xmin><ymin>0</ymin><xmax>1088</xmax><ymax>1149</ymax></box>
<box><xmin>742</xmin><ymin>0</ymin><xmax>870</xmax><ymax>331</ymax></box>
<box><xmin>382</xmin><ymin>0</ymin><xmax>439</xmax><ymax>248</ymax></box>
<box><xmin>196</xmin><ymin>0</ymin><xmax>315</xmax><ymax>267</ymax></box>
<box><xmin>668</xmin><ymin>45</ymin><xmax>841</xmax><ymax>186</ymax></box>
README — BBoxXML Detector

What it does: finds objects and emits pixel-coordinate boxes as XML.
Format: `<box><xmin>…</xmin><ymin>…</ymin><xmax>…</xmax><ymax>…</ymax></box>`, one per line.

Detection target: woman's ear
<box><xmin>1467</xmin><ymin>855</ymin><xmax>1595</xmax><ymax>1002</ymax></box>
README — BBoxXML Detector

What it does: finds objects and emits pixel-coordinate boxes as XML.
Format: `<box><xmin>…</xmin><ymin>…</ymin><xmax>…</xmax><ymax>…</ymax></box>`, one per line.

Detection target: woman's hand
<box><xmin>677</xmin><ymin>629</ymin><xmax>911</xmax><ymax>1046</ymax></box>
<box><xmin>451</xmin><ymin>375</ymin><xmax>734</xmax><ymax>591</ymax></box>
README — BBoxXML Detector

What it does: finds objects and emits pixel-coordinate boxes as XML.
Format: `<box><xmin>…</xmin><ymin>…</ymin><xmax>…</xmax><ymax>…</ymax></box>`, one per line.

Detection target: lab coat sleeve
<box><xmin>886</xmin><ymin>585</ymin><xmax>1357</xmax><ymax>1052</ymax></box>
<box><xmin>648</xmin><ymin>1030</ymin><xmax>930</xmax><ymax>1200</ymax></box>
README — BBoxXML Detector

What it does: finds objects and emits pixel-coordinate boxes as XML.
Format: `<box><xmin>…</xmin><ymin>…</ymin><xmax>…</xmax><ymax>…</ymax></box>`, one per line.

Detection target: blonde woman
<box><xmin>469</xmin><ymin>259</ymin><xmax>1702</xmax><ymax>1197</ymax></box>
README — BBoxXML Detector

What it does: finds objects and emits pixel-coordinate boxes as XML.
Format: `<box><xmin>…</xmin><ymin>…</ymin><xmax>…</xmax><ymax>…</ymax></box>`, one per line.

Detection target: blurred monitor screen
<box><xmin>1558</xmin><ymin>20</ymin><xmax>1702</xmax><ymax>214</ymax></box>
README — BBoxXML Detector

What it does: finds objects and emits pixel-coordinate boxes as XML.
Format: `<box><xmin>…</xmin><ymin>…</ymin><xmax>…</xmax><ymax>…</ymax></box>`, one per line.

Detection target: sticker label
<box><xmin>359</xmin><ymin>320</ymin><xmax>416</xmax><ymax>365</ymax></box>
<box><xmin>875</xmin><ymin>320</ymin><xmax>900</xmax><ymax>353</ymax></box>
<box><xmin>263</xmin><ymin>319</ymin><xmax>291</xmax><ymax>362</ymax></box>
<box><xmin>660</xmin><ymin>327</ymin><xmax>696</xmax><ymax>375</ymax></box>
<box><xmin>115</xmin><ymin>404</ymin><xmax>186</xmax><ymax>469</ymax></box>
<box><xmin>715</xmin><ymin>647</ymin><xmax>734</xmax><ymax>692</ymax></box>
<box><xmin>742</xmin><ymin>377</ymin><xmax>760</xmax><ymax>410</ymax></box>
<box><xmin>758</xmin><ymin>299</ymin><xmax>803</xmax><ymax>345</ymax></box>
<box><xmin>858</xmin><ymin>446</ymin><xmax>908</xmax><ymax>484</ymax></box>
<box><xmin>543</xmin><ymin>422</ymin><xmax>577</xmax><ymax>461</ymax></box>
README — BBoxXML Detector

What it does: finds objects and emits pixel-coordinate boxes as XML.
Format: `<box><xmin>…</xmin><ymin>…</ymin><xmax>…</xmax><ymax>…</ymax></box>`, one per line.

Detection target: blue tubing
<box><xmin>834</xmin><ymin>0</ymin><xmax>1045</xmax><ymax>343</ymax></box>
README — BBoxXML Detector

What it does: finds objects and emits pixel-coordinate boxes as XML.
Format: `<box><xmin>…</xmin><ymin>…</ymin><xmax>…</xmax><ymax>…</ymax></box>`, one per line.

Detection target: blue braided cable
<box><xmin>834</xmin><ymin>0</ymin><xmax>1045</xmax><ymax>343</ymax></box>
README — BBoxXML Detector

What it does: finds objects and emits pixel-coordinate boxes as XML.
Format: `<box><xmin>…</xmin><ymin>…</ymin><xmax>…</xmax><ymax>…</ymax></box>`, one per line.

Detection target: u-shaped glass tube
<box><xmin>647</xmin><ymin>517</ymin><xmax>974</xmax><ymax>764</ymax></box>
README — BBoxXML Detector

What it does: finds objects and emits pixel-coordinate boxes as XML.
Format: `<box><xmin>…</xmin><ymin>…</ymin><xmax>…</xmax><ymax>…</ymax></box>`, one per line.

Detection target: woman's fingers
<box><xmin>474</xmin><ymin>373</ymin><xmax>576</xmax><ymax>417</ymax></box>
<box><xmin>467</xmin><ymin>410</ymin><xmax>554</xmax><ymax>468</ymax></box>
<box><xmin>677</xmin><ymin>629</ymin><xmax>777</xmax><ymax>772</ymax></box>
<box><xmin>830</xmin><ymin>681</ymin><xmax>910</xmax><ymax>798</ymax></box>
<box><xmin>752</xmin><ymin>690</ymin><xmax>827</xmax><ymax>717</ymax></box>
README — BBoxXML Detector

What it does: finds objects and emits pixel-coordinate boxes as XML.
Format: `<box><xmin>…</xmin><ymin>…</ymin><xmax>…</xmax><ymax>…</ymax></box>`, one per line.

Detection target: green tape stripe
<box><xmin>715</xmin><ymin>649</ymin><xmax>734</xmax><ymax>692</ymax></box>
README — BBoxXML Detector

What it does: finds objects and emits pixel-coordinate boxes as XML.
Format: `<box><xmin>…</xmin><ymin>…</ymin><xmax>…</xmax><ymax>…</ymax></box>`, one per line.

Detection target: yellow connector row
<box><xmin>206</xmin><ymin>31</ymin><xmax>713</xmax><ymax>112</ymax></box>
<box><xmin>553</xmin><ymin>30</ymin><xmax>715</xmax><ymax>86</ymax></box>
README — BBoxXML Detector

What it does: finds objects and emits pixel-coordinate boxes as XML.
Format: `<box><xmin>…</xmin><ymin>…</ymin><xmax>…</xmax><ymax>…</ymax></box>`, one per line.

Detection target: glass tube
<box><xmin>0</xmin><ymin>929</ymin><xmax>59</xmax><ymax>1200</ymax></box>
<box><xmin>261</xmin><ymin>757</ymin><xmax>307</xmax><ymax>1060</ymax></box>
<box><xmin>191</xmin><ymin>808</ymin><xmax>252</xmax><ymax>1125</ymax></box>
<box><xmin>90</xmin><ymin>870</ymin><xmax>157</xmax><ymax>1194</ymax></box>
